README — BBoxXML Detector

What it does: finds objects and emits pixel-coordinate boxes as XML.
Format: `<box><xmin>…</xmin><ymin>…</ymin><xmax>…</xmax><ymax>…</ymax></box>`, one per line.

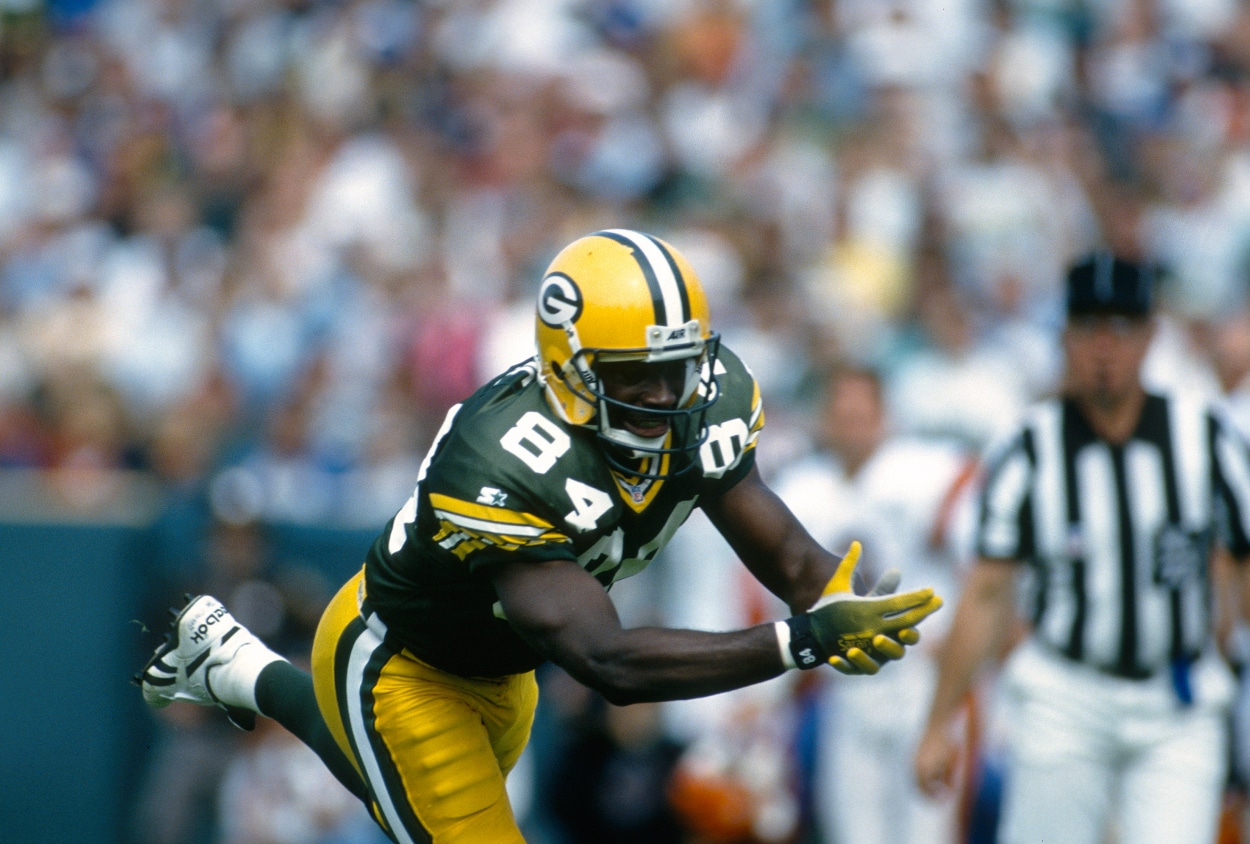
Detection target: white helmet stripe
<box><xmin>601</xmin><ymin>228</ymin><xmax>688</xmax><ymax>327</ymax></box>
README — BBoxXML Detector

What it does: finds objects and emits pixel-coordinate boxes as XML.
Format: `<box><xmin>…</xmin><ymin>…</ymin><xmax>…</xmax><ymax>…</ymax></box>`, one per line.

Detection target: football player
<box><xmin>138</xmin><ymin>228</ymin><xmax>942</xmax><ymax>843</ymax></box>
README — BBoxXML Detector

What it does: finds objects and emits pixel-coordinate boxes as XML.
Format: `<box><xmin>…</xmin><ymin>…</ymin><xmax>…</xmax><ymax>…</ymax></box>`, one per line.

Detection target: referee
<box><xmin>914</xmin><ymin>253</ymin><xmax>1250</xmax><ymax>844</ymax></box>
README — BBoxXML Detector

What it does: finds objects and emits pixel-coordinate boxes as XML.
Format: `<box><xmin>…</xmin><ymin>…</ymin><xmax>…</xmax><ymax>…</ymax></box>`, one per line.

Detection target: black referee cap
<box><xmin>1066</xmin><ymin>252</ymin><xmax>1154</xmax><ymax>318</ymax></box>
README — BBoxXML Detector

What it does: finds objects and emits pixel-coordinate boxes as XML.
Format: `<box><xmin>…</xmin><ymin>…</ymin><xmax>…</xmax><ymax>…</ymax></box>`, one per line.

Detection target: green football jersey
<box><xmin>363</xmin><ymin>344</ymin><xmax>765</xmax><ymax>677</ymax></box>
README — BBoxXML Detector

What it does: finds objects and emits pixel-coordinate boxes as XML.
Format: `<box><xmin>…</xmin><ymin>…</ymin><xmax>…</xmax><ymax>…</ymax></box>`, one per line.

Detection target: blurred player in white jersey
<box><xmin>776</xmin><ymin>366</ymin><xmax>977</xmax><ymax>844</ymax></box>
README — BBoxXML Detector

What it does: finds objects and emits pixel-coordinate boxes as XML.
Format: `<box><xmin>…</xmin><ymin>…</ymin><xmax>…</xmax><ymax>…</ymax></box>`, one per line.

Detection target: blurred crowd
<box><xmin>8</xmin><ymin>0</ymin><xmax>1250</xmax><ymax>841</ymax></box>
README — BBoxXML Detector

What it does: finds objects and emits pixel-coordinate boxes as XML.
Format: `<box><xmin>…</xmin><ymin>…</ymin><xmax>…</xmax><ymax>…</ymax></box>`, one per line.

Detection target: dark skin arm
<box><xmin>702</xmin><ymin>463</ymin><xmax>841</xmax><ymax>613</ymax></box>
<box><xmin>490</xmin><ymin>464</ymin><xmax>843</xmax><ymax>705</ymax></box>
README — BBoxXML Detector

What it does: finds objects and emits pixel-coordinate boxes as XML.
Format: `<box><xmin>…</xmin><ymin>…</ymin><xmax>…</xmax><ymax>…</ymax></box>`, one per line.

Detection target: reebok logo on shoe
<box><xmin>189</xmin><ymin>605</ymin><xmax>230</xmax><ymax>645</ymax></box>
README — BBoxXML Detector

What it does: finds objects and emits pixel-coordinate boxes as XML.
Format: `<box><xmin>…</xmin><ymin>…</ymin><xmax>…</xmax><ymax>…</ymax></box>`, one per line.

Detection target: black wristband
<box><xmin>785</xmin><ymin>614</ymin><xmax>828</xmax><ymax>670</ymax></box>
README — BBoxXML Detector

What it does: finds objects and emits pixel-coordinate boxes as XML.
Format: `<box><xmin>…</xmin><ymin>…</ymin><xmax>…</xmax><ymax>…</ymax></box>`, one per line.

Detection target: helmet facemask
<box><xmin>558</xmin><ymin>325</ymin><xmax>721</xmax><ymax>480</ymax></box>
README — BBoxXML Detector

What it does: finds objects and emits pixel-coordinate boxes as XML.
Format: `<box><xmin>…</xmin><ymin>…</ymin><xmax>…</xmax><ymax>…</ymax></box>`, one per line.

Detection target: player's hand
<box><xmin>914</xmin><ymin>722</ymin><xmax>960</xmax><ymax>798</ymax></box>
<box><xmin>784</xmin><ymin>541</ymin><xmax>942</xmax><ymax>674</ymax></box>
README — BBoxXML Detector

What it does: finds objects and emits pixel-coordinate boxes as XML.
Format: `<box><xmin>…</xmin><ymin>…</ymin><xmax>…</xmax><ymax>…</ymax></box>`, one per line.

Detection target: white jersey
<box><xmin>775</xmin><ymin>437</ymin><xmax>975</xmax><ymax>641</ymax></box>
<box><xmin>774</xmin><ymin>436</ymin><xmax>976</xmax><ymax>844</ymax></box>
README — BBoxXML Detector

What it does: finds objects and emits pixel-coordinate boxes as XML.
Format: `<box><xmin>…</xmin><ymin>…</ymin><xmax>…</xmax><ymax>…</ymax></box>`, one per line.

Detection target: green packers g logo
<box><xmin>538</xmin><ymin>273</ymin><xmax>583</xmax><ymax>327</ymax></box>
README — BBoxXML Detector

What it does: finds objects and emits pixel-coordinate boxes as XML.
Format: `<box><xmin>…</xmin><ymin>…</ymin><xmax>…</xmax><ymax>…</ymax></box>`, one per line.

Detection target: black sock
<box><xmin>255</xmin><ymin>661</ymin><xmax>369</xmax><ymax>802</ymax></box>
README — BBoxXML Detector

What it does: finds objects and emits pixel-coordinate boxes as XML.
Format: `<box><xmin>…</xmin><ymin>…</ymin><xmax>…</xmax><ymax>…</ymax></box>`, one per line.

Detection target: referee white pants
<box><xmin>998</xmin><ymin>640</ymin><xmax>1234</xmax><ymax>844</ymax></box>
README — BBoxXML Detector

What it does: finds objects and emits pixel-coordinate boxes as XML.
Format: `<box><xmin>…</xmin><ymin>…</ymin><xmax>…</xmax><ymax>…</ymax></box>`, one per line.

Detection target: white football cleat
<box><xmin>135</xmin><ymin>595</ymin><xmax>277</xmax><ymax>731</ymax></box>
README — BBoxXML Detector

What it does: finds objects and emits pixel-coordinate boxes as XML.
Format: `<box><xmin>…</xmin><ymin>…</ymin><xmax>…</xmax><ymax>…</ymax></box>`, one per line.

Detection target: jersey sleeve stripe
<box><xmin>437</xmin><ymin>521</ymin><xmax>570</xmax><ymax>549</ymax></box>
<box><xmin>748</xmin><ymin>381</ymin><xmax>764</xmax><ymax>433</ymax></box>
<box><xmin>431</xmin><ymin>511</ymin><xmax>559</xmax><ymax>540</ymax></box>
<box><xmin>428</xmin><ymin>493</ymin><xmax>556</xmax><ymax>529</ymax></box>
<box><xmin>977</xmin><ymin>434</ymin><xmax>1034</xmax><ymax>559</ymax></box>
<box><xmin>429</xmin><ymin>493</ymin><xmax>560</xmax><ymax>540</ymax></box>
<box><xmin>1212</xmin><ymin>416</ymin><xmax>1250</xmax><ymax>553</ymax></box>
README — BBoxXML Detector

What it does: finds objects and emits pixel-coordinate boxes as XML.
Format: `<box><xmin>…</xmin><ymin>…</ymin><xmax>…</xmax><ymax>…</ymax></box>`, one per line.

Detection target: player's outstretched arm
<box><xmin>701</xmin><ymin>464</ymin><xmax>838</xmax><ymax>613</ymax></box>
<box><xmin>492</xmin><ymin>537</ymin><xmax>941</xmax><ymax>704</ymax></box>
<box><xmin>492</xmin><ymin>556</ymin><xmax>785</xmax><ymax>705</ymax></box>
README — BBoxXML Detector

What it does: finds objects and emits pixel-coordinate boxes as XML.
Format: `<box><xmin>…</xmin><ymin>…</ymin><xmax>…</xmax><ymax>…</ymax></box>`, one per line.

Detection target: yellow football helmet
<box><xmin>535</xmin><ymin>228</ymin><xmax>721</xmax><ymax>477</ymax></box>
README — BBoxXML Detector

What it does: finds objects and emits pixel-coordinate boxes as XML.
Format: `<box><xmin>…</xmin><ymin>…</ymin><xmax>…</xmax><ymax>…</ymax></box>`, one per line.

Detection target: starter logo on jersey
<box><xmin>477</xmin><ymin>487</ymin><xmax>508</xmax><ymax>506</ymax></box>
<box><xmin>538</xmin><ymin>273</ymin><xmax>584</xmax><ymax>326</ymax></box>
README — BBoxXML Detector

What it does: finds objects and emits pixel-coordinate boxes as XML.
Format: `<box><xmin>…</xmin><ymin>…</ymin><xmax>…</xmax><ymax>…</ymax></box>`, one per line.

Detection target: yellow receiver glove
<box><xmin>782</xmin><ymin>541</ymin><xmax>942</xmax><ymax>675</ymax></box>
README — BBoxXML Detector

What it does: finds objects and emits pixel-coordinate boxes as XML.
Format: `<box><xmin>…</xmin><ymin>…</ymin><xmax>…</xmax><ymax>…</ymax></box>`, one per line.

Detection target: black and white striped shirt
<box><xmin>978</xmin><ymin>392</ymin><xmax>1250</xmax><ymax>678</ymax></box>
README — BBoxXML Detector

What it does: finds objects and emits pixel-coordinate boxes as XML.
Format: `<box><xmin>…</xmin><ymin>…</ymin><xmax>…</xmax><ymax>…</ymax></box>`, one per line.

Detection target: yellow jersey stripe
<box><xmin>432</xmin><ymin>509</ymin><xmax>558</xmax><ymax>539</ymax></box>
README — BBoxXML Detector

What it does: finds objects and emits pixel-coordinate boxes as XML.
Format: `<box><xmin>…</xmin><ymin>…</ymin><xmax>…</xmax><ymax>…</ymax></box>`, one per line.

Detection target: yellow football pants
<box><xmin>311</xmin><ymin>569</ymin><xmax>538</xmax><ymax>843</ymax></box>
